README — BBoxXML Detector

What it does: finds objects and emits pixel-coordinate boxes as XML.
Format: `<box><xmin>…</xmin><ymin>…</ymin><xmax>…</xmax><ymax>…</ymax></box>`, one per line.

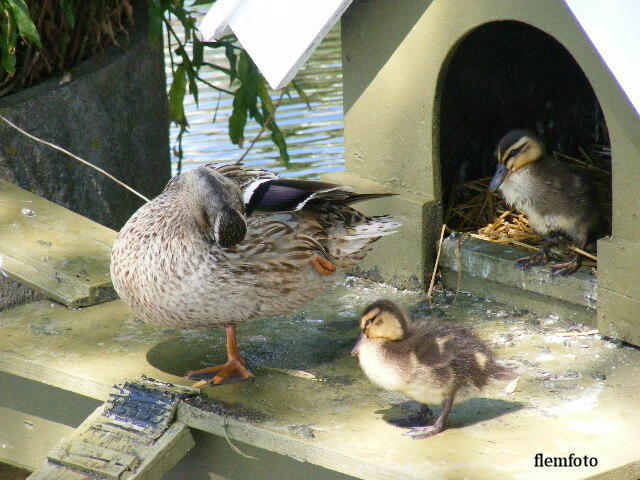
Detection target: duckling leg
<box><xmin>550</xmin><ymin>254</ymin><xmax>582</xmax><ymax>276</ymax></box>
<box><xmin>404</xmin><ymin>395</ymin><xmax>454</xmax><ymax>439</ymax></box>
<box><xmin>186</xmin><ymin>325</ymin><xmax>254</xmax><ymax>387</ymax></box>
<box><xmin>515</xmin><ymin>239</ymin><xmax>552</xmax><ymax>269</ymax></box>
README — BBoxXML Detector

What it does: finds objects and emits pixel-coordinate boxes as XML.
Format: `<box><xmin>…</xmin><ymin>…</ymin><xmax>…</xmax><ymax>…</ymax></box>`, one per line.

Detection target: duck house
<box><xmin>325</xmin><ymin>0</ymin><xmax>640</xmax><ymax>345</ymax></box>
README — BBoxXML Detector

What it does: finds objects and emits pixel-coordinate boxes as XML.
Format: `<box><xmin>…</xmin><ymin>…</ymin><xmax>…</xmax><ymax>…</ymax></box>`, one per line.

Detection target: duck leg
<box><xmin>186</xmin><ymin>325</ymin><xmax>254</xmax><ymax>387</ymax></box>
<box><xmin>550</xmin><ymin>255</ymin><xmax>581</xmax><ymax>276</ymax></box>
<box><xmin>404</xmin><ymin>394</ymin><xmax>454</xmax><ymax>439</ymax></box>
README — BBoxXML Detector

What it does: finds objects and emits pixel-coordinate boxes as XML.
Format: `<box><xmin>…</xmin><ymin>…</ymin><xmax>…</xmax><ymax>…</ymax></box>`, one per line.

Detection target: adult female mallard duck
<box><xmin>352</xmin><ymin>300</ymin><xmax>512</xmax><ymax>438</ymax></box>
<box><xmin>111</xmin><ymin>164</ymin><xmax>399</xmax><ymax>386</ymax></box>
<box><xmin>489</xmin><ymin>129</ymin><xmax>602</xmax><ymax>275</ymax></box>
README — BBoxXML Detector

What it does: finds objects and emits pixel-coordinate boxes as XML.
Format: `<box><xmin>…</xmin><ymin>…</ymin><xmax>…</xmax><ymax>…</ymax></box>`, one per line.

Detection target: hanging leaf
<box><xmin>290</xmin><ymin>80</ymin><xmax>311</xmax><ymax>108</ymax></box>
<box><xmin>169</xmin><ymin>63</ymin><xmax>188</xmax><ymax>127</ymax></box>
<box><xmin>8</xmin><ymin>0</ymin><xmax>41</xmax><ymax>47</ymax></box>
<box><xmin>229</xmin><ymin>88</ymin><xmax>248</xmax><ymax>146</ymax></box>
<box><xmin>237</xmin><ymin>51</ymin><xmax>259</xmax><ymax>119</ymax></box>
<box><xmin>258</xmin><ymin>81</ymin><xmax>289</xmax><ymax>165</ymax></box>
<box><xmin>192</xmin><ymin>37</ymin><xmax>204</xmax><ymax>68</ymax></box>
<box><xmin>58</xmin><ymin>0</ymin><xmax>75</xmax><ymax>29</ymax></box>
<box><xmin>224</xmin><ymin>44</ymin><xmax>237</xmax><ymax>85</ymax></box>
<box><xmin>0</xmin><ymin>12</ymin><xmax>17</xmax><ymax>75</ymax></box>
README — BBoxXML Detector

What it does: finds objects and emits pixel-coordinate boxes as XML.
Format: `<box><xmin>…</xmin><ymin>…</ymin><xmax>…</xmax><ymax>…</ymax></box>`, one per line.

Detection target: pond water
<box><xmin>166</xmin><ymin>22</ymin><xmax>344</xmax><ymax>179</ymax></box>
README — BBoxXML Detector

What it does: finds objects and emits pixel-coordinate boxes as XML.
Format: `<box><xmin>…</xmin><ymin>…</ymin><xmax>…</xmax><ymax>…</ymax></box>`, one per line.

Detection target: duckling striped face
<box><xmin>490</xmin><ymin>129</ymin><xmax>544</xmax><ymax>190</ymax></box>
<box><xmin>359</xmin><ymin>300</ymin><xmax>407</xmax><ymax>341</ymax></box>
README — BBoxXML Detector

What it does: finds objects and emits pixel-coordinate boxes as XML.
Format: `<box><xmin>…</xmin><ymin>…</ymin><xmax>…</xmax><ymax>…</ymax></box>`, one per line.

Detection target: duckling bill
<box><xmin>490</xmin><ymin>129</ymin><xmax>602</xmax><ymax>276</ymax></box>
<box><xmin>353</xmin><ymin>300</ymin><xmax>511</xmax><ymax>439</ymax></box>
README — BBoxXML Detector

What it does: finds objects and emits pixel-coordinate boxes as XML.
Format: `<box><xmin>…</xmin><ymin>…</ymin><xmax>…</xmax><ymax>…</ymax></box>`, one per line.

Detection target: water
<box><xmin>166</xmin><ymin>19</ymin><xmax>344</xmax><ymax>178</ymax></box>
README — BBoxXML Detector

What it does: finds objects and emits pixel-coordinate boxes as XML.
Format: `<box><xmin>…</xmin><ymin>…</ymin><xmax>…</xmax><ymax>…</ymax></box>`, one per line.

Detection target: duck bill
<box><xmin>489</xmin><ymin>163</ymin><xmax>509</xmax><ymax>190</ymax></box>
<box><xmin>351</xmin><ymin>335</ymin><xmax>366</xmax><ymax>356</ymax></box>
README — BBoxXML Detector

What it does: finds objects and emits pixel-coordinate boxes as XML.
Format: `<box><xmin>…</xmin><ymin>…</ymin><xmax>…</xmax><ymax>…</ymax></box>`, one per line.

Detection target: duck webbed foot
<box><xmin>389</xmin><ymin>404</ymin><xmax>434</xmax><ymax>428</ymax></box>
<box><xmin>515</xmin><ymin>233</ymin><xmax>560</xmax><ymax>270</ymax></box>
<box><xmin>186</xmin><ymin>325</ymin><xmax>254</xmax><ymax>387</ymax></box>
<box><xmin>404</xmin><ymin>395</ymin><xmax>454</xmax><ymax>439</ymax></box>
<box><xmin>311</xmin><ymin>256</ymin><xmax>336</xmax><ymax>275</ymax></box>
<box><xmin>550</xmin><ymin>254</ymin><xmax>581</xmax><ymax>276</ymax></box>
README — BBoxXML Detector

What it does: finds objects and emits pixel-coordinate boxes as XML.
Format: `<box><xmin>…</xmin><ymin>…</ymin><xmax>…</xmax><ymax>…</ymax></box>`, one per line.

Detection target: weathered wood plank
<box><xmin>27</xmin><ymin>378</ymin><xmax>197</xmax><ymax>480</ymax></box>
<box><xmin>48</xmin><ymin>440</ymin><xmax>138</xmax><ymax>479</ymax></box>
<box><xmin>0</xmin><ymin>180</ymin><xmax>117</xmax><ymax>307</ymax></box>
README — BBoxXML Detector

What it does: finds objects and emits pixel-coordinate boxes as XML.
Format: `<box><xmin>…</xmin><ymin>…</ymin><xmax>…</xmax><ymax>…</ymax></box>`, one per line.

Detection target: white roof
<box><xmin>199</xmin><ymin>0</ymin><xmax>352</xmax><ymax>90</ymax></box>
<box><xmin>565</xmin><ymin>0</ymin><xmax>640</xmax><ymax>117</ymax></box>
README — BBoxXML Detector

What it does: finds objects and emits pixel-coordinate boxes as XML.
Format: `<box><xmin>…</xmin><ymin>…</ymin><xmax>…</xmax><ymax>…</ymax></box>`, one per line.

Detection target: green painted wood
<box><xmin>440</xmin><ymin>236</ymin><xmax>597</xmax><ymax>309</ymax></box>
<box><xmin>0</xmin><ymin>180</ymin><xmax>117</xmax><ymax>308</ymax></box>
<box><xmin>2</xmin><ymin>289</ymin><xmax>640</xmax><ymax>480</ymax></box>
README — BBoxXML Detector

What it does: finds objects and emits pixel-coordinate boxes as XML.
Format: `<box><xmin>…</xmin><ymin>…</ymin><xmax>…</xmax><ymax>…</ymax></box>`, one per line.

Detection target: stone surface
<box><xmin>0</xmin><ymin>4</ymin><xmax>170</xmax><ymax>232</ymax></box>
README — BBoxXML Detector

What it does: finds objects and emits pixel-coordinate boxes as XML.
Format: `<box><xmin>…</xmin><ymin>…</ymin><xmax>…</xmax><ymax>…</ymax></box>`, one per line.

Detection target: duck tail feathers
<box><xmin>340</xmin><ymin>216</ymin><xmax>401</xmax><ymax>240</ymax></box>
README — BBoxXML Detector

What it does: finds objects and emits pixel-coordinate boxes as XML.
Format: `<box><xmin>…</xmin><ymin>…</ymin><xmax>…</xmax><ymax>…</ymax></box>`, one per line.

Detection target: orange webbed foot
<box><xmin>186</xmin><ymin>355</ymin><xmax>254</xmax><ymax>388</ymax></box>
<box><xmin>311</xmin><ymin>256</ymin><xmax>336</xmax><ymax>275</ymax></box>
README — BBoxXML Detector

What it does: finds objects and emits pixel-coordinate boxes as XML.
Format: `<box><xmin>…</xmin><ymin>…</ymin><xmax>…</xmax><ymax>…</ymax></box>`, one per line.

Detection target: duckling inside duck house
<box><xmin>352</xmin><ymin>299</ymin><xmax>513</xmax><ymax>438</ymax></box>
<box><xmin>489</xmin><ymin>129</ymin><xmax>604</xmax><ymax>276</ymax></box>
<box><xmin>439</xmin><ymin>21</ymin><xmax>611</xmax><ymax>276</ymax></box>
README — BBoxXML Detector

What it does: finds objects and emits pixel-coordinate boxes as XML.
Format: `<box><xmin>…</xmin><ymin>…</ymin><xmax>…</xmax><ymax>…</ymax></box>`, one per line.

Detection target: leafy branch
<box><xmin>154</xmin><ymin>0</ymin><xmax>298</xmax><ymax>172</ymax></box>
<box><xmin>0</xmin><ymin>0</ymin><xmax>305</xmax><ymax>173</ymax></box>
<box><xmin>0</xmin><ymin>0</ymin><xmax>134</xmax><ymax>97</ymax></box>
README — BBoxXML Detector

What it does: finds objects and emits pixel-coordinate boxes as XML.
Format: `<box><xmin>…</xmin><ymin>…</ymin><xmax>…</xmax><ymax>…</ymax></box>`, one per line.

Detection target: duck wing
<box><xmin>209</xmin><ymin>163</ymin><xmax>394</xmax><ymax>214</ymax></box>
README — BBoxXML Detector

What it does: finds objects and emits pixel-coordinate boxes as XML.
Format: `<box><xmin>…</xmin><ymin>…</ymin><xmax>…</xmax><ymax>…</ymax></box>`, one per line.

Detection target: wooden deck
<box><xmin>1</xmin><ymin>181</ymin><xmax>640</xmax><ymax>480</ymax></box>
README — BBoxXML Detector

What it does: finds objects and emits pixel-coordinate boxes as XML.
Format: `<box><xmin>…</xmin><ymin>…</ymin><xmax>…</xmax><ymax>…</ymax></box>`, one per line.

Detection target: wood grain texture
<box><xmin>0</xmin><ymin>180</ymin><xmax>117</xmax><ymax>307</ymax></box>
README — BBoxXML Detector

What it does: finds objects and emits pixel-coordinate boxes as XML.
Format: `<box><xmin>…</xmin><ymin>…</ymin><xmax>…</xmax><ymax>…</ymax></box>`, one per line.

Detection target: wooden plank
<box><xmin>27</xmin><ymin>378</ymin><xmax>197</xmax><ymax>480</ymax></box>
<box><xmin>48</xmin><ymin>440</ymin><xmax>138</xmax><ymax>479</ymax></box>
<box><xmin>4</xmin><ymin>288</ymin><xmax>640</xmax><ymax>480</ymax></box>
<box><xmin>0</xmin><ymin>180</ymin><xmax>117</xmax><ymax>307</ymax></box>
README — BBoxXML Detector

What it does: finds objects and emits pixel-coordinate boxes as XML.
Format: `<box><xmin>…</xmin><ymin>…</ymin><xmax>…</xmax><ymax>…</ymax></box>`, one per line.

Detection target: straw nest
<box><xmin>444</xmin><ymin>145</ymin><xmax>610</xmax><ymax>266</ymax></box>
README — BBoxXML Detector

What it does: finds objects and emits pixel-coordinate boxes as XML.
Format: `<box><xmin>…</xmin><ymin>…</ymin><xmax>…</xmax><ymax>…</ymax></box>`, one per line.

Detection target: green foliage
<box><xmin>0</xmin><ymin>0</ymin><xmax>134</xmax><ymax>97</ymax></box>
<box><xmin>156</xmin><ymin>0</ymin><xmax>298</xmax><ymax>170</ymax></box>
<box><xmin>0</xmin><ymin>0</ymin><xmax>302</xmax><ymax>170</ymax></box>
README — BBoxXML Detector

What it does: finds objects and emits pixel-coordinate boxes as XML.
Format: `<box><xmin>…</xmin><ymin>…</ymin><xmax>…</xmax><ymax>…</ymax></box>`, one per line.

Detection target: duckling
<box><xmin>111</xmin><ymin>164</ymin><xmax>399</xmax><ymax>386</ymax></box>
<box><xmin>489</xmin><ymin>129</ymin><xmax>602</xmax><ymax>276</ymax></box>
<box><xmin>352</xmin><ymin>300</ymin><xmax>511</xmax><ymax>438</ymax></box>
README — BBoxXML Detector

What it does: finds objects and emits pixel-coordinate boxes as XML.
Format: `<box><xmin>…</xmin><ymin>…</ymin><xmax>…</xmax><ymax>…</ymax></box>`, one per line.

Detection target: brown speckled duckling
<box><xmin>111</xmin><ymin>164</ymin><xmax>399</xmax><ymax>386</ymax></box>
<box><xmin>352</xmin><ymin>300</ymin><xmax>511</xmax><ymax>438</ymax></box>
<box><xmin>490</xmin><ymin>129</ymin><xmax>602</xmax><ymax>276</ymax></box>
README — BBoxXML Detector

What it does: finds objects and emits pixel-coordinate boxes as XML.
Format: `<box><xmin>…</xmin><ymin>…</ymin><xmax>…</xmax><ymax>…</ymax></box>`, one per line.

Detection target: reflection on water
<box><xmin>167</xmin><ymin>21</ymin><xmax>344</xmax><ymax>179</ymax></box>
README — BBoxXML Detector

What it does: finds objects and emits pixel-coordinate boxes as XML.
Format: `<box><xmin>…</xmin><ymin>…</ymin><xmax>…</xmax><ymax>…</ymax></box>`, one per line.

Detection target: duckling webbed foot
<box><xmin>404</xmin><ymin>396</ymin><xmax>453</xmax><ymax>439</ymax></box>
<box><xmin>515</xmin><ymin>247</ymin><xmax>549</xmax><ymax>270</ymax></box>
<box><xmin>388</xmin><ymin>404</ymin><xmax>434</xmax><ymax>428</ymax></box>
<box><xmin>550</xmin><ymin>255</ymin><xmax>581</xmax><ymax>276</ymax></box>
<box><xmin>186</xmin><ymin>325</ymin><xmax>254</xmax><ymax>387</ymax></box>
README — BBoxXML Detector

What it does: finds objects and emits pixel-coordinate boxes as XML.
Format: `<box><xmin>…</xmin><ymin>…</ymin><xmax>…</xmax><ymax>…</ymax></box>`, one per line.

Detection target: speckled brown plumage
<box><xmin>110</xmin><ymin>164</ymin><xmax>399</xmax><ymax>384</ymax></box>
